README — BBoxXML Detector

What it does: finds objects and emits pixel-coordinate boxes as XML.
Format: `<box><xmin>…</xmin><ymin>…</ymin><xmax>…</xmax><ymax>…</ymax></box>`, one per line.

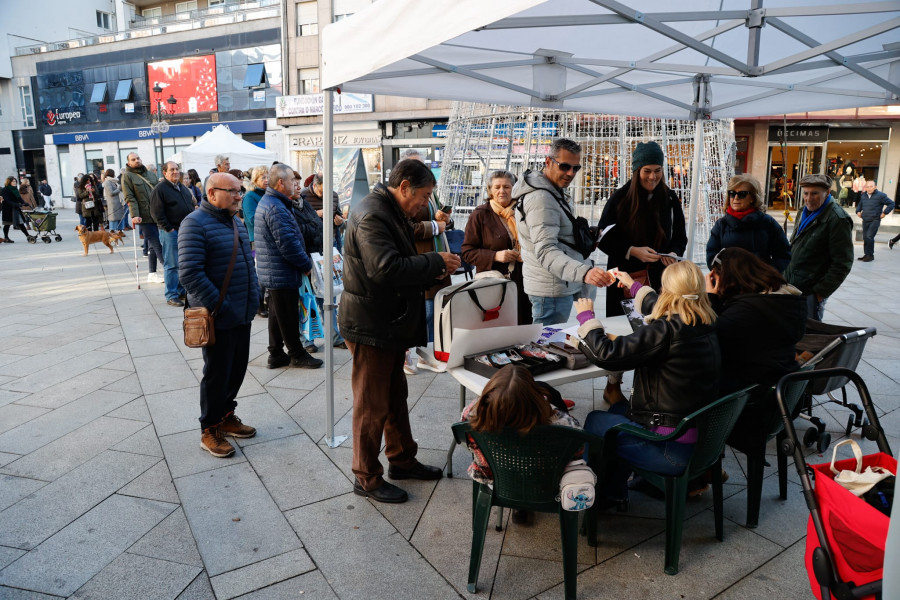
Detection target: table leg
<box><xmin>446</xmin><ymin>382</ymin><xmax>467</xmax><ymax>478</ymax></box>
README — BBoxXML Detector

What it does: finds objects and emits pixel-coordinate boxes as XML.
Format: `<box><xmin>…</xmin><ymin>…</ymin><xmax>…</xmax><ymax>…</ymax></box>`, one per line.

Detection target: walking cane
<box><xmin>132</xmin><ymin>224</ymin><xmax>141</xmax><ymax>290</ymax></box>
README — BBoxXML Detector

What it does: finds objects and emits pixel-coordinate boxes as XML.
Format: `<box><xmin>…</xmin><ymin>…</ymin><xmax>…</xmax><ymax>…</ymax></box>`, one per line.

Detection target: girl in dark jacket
<box><xmin>77</xmin><ymin>174</ymin><xmax>104</xmax><ymax>231</ymax></box>
<box><xmin>1</xmin><ymin>177</ymin><xmax>31</xmax><ymax>242</ymax></box>
<box><xmin>575</xmin><ymin>260</ymin><xmax>720</xmax><ymax>501</ymax></box>
<box><xmin>705</xmin><ymin>174</ymin><xmax>791</xmax><ymax>271</ymax></box>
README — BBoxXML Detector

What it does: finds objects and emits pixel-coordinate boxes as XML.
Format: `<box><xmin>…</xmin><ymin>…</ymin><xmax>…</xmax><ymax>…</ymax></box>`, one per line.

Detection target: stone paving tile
<box><xmin>0</xmin><ymin>546</ymin><xmax>26</xmax><ymax>571</ymax></box>
<box><xmin>265</xmin><ymin>365</ymin><xmax>328</xmax><ymax>391</ymax></box>
<box><xmin>242</xmin><ymin>433</ymin><xmax>353</xmax><ymax>511</ymax></box>
<box><xmin>229</xmin><ymin>570</ymin><xmax>339</xmax><ymax>600</ymax></box>
<box><xmin>86</xmin><ymin>327</ymin><xmax>125</xmax><ymax>343</ymax></box>
<box><xmin>209</xmin><ymin>549</ymin><xmax>316</xmax><ymax>600</ymax></box>
<box><xmin>0</xmin><ymin>450</ymin><xmax>159</xmax><ymax>550</ymax></box>
<box><xmin>145</xmin><ymin>387</ymin><xmax>202</xmax><ymax>437</ymax></box>
<box><xmin>0</xmin><ymin>494</ymin><xmax>176</xmax><ymax>597</ymax></box>
<box><xmin>106</xmin><ymin>396</ymin><xmax>152</xmax><ymax>422</ymax></box>
<box><xmin>722</xmin><ymin>473</ymin><xmax>810</xmax><ymax>547</ymax></box>
<box><xmin>235</xmin><ymin>372</ymin><xmax>267</xmax><ymax>399</ymax></box>
<box><xmin>265</xmin><ymin>386</ymin><xmax>310</xmax><ymax>412</ymax></box>
<box><xmin>128</xmin><ymin>334</ymin><xmax>180</xmax><ymax>359</ymax></box>
<box><xmin>285</xmin><ymin>493</ymin><xmax>459</xmax><ymax>600</ymax></box>
<box><xmin>175</xmin><ymin>462</ymin><xmax>303</xmax><ymax>577</ymax></box>
<box><xmin>176</xmin><ymin>572</ymin><xmax>216</xmax><ymax>600</ymax></box>
<box><xmin>128</xmin><ymin>507</ymin><xmax>203</xmax><ymax>567</ymax></box>
<box><xmin>230</xmin><ymin>393</ymin><xmax>303</xmax><ymax>448</ymax></box>
<box><xmin>408</xmin><ymin>391</ymin><xmax>470</xmax><ymax>452</ymax></box>
<box><xmin>0</xmin><ymin>390</ymin><xmax>136</xmax><ymax>455</ymax></box>
<box><xmin>111</xmin><ymin>423</ymin><xmax>164</xmax><ymax>458</ymax></box>
<box><xmin>0</xmin><ymin>404</ymin><xmax>50</xmax><ymax>436</ymax></box>
<box><xmin>499</xmin><ymin>508</ymin><xmax>598</xmax><ymax>567</ymax></box>
<box><xmin>0</xmin><ymin>416</ymin><xmax>147</xmax><ymax>482</ymax></box>
<box><xmin>491</xmin><ymin>555</ymin><xmax>570</xmax><ymax>600</ymax></box>
<box><xmin>101</xmin><ymin>354</ymin><xmax>136</xmax><ymax>372</ymax></box>
<box><xmin>0</xmin><ymin>452</ymin><xmax>22</xmax><ymax>468</ymax></box>
<box><xmin>71</xmin><ymin>552</ymin><xmax>200</xmax><ymax>600</ymax></box>
<box><xmin>0</xmin><ymin>340</ymin><xmax>106</xmax><ymax>379</ymax></box>
<box><xmin>117</xmin><ymin>459</ymin><xmax>178</xmax><ymax>503</ymax></box>
<box><xmin>133</xmin><ymin>353</ymin><xmax>199</xmax><ymax>395</ymax></box>
<box><xmin>12</xmin><ymin>368</ymin><xmax>131</xmax><ymax>410</ymax></box>
<box><xmin>160</xmin><ymin>430</ymin><xmax>248</xmax><ymax>479</ymax></box>
<box><xmin>3</xmin><ymin>350</ymin><xmax>128</xmax><ymax>394</ymax></box>
<box><xmin>713</xmin><ymin>539</ymin><xmax>810</xmax><ymax>600</ymax></box>
<box><xmin>0</xmin><ymin>389</ymin><xmax>29</xmax><ymax>409</ymax></box>
<box><xmin>286</xmin><ymin>378</ymin><xmax>354</xmax><ymax>443</ymax></box>
<box><xmin>0</xmin><ymin>586</ymin><xmax>62</xmax><ymax>599</ymax></box>
<box><xmin>0</xmin><ymin>475</ymin><xmax>48</xmax><ymax>512</ymax></box>
<box><xmin>102</xmin><ymin>372</ymin><xmax>143</xmax><ymax>394</ymax></box>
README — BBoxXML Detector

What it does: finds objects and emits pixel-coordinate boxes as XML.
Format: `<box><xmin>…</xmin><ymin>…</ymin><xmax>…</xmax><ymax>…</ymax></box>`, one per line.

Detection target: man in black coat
<box><xmin>338</xmin><ymin>159</ymin><xmax>460</xmax><ymax>503</ymax></box>
<box><xmin>150</xmin><ymin>162</ymin><xmax>197</xmax><ymax>306</ymax></box>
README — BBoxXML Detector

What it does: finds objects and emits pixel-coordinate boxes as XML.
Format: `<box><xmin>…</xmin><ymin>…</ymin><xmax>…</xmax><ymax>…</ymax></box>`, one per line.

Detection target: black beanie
<box><xmin>632</xmin><ymin>141</ymin><xmax>665</xmax><ymax>171</ymax></box>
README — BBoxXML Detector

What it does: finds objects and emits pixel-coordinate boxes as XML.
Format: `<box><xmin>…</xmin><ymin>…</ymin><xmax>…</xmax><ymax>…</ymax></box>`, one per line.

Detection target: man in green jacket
<box><xmin>783</xmin><ymin>173</ymin><xmax>853</xmax><ymax>321</ymax></box>
<box><xmin>122</xmin><ymin>153</ymin><xmax>163</xmax><ymax>284</ymax></box>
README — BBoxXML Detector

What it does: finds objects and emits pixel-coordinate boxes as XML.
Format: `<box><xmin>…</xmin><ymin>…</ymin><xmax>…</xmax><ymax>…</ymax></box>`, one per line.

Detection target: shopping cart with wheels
<box><xmin>27</xmin><ymin>209</ymin><xmax>62</xmax><ymax>244</ymax></box>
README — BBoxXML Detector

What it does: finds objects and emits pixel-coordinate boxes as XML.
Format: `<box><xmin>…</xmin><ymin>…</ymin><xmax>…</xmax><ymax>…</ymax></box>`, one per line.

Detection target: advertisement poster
<box><xmin>147</xmin><ymin>55</ymin><xmax>218</xmax><ymax>114</ymax></box>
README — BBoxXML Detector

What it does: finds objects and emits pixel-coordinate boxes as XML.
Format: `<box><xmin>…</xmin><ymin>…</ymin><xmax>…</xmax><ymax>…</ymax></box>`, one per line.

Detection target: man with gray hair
<box><xmin>150</xmin><ymin>161</ymin><xmax>196</xmax><ymax>306</ymax></box>
<box><xmin>255</xmin><ymin>163</ymin><xmax>323</xmax><ymax>369</ymax></box>
<box><xmin>202</xmin><ymin>154</ymin><xmax>231</xmax><ymax>201</ymax></box>
<box><xmin>512</xmin><ymin>138</ymin><xmax>614</xmax><ymax>324</ymax></box>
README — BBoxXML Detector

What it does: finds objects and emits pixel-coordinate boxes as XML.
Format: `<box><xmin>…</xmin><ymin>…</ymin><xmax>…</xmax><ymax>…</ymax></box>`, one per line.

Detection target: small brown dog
<box><xmin>75</xmin><ymin>225</ymin><xmax>115</xmax><ymax>255</ymax></box>
<box><xmin>109</xmin><ymin>231</ymin><xmax>126</xmax><ymax>246</ymax></box>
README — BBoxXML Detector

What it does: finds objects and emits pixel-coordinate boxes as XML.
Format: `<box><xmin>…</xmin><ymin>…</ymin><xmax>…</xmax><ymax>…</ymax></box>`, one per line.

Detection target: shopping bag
<box><xmin>300</xmin><ymin>276</ymin><xmax>323</xmax><ymax>340</ymax></box>
<box><xmin>309</xmin><ymin>251</ymin><xmax>344</xmax><ymax>298</ymax></box>
<box><xmin>829</xmin><ymin>439</ymin><xmax>893</xmax><ymax>496</ymax></box>
<box><xmin>804</xmin><ymin>450</ymin><xmax>896</xmax><ymax>600</ymax></box>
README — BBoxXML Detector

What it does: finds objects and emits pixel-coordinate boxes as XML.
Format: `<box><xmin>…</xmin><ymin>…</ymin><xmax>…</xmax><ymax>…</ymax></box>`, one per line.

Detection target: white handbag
<box><xmin>433</xmin><ymin>277</ymin><xmax>518</xmax><ymax>362</ymax></box>
<box><xmin>830</xmin><ymin>439</ymin><xmax>894</xmax><ymax>497</ymax></box>
<box><xmin>557</xmin><ymin>459</ymin><xmax>597</xmax><ymax>511</ymax></box>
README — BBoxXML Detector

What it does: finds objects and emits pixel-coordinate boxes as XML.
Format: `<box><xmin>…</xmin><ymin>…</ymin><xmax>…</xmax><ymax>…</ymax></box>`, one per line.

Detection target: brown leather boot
<box><xmin>200</xmin><ymin>426</ymin><xmax>235</xmax><ymax>457</ymax></box>
<box><xmin>218</xmin><ymin>412</ymin><xmax>256</xmax><ymax>438</ymax></box>
<box><xmin>603</xmin><ymin>382</ymin><xmax>627</xmax><ymax>406</ymax></box>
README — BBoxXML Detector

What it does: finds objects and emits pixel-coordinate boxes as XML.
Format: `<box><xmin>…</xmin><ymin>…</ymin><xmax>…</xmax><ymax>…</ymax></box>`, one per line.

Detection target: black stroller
<box><xmin>794</xmin><ymin>320</ymin><xmax>877</xmax><ymax>452</ymax></box>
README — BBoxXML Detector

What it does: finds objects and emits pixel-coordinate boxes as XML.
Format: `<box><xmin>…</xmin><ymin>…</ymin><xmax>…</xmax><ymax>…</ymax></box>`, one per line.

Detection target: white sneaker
<box><xmin>403</xmin><ymin>363</ymin><xmax>416</xmax><ymax>376</ymax></box>
<box><xmin>147</xmin><ymin>272</ymin><xmax>164</xmax><ymax>283</ymax></box>
<box><xmin>403</xmin><ymin>350</ymin><xmax>418</xmax><ymax>375</ymax></box>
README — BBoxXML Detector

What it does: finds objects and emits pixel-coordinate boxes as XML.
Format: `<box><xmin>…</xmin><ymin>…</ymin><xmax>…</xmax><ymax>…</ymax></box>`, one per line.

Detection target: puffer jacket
<box><xmin>711</xmin><ymin>285</ymin><xmax>807</xmax><ymax>394</ymax></box>
<box><xmin>178</xmin><ymin>200</ymin><xmax>259</xmax><ymax>329</ymax></box>
<box><xmin>705</xmin><ymin>210</ymin><xmax>791</xmax><ymax>271</ymax></box>
<box><xmin>242</xmin><ymin>185</ymin><xmax>265</xmax><ymax>242</ymax></box>
<box><xmin>338</xmin><ymin>183</ymin><xmax>446</xmax><ymax>350</ymax></box>
<box><xmin>784</xmin><ymin>198</ymin><xmax>853</xmax><ymax>298</ymax></box>
<box><xmin>121</xmin><ymin>165</ymin><xmax>159</xmax><ymax>222</ymax></box>
<box><xmin>577</xmin><ymin>290</ymin><xmax>720</xmax><ymax>428</ymax></box>
<box><xmin>856</xmin><ymin>189</ymin><xmax>895</xmax><ymax>221</ymax></box>
<box><xmin>512</xmin><ymin>170</ymin><xmax>592</xmax><ymax>297</ymax></box>
<box><xmin>254</xmin><ymin>187</ymin><xmax>312</xmax><ymax>290</ymax></box>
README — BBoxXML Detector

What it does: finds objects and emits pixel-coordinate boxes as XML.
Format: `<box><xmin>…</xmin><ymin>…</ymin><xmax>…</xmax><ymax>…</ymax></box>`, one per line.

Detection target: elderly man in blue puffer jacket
<box><xmin>179</xmin><ymin>172</ymin><xmax>260</xmax><ymax>458</ymax></box>
<box><xmin>254</xmin><ymin>163</ymin><xmax>323</xmax><ymax>370</ymax></box>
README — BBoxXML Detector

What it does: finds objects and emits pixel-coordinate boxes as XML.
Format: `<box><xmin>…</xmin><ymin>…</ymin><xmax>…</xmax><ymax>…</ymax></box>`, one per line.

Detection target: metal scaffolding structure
<box><xmin>438</xmin><ymin>102</ymin><xmax>737</xmax><ymax>263</ymax></box>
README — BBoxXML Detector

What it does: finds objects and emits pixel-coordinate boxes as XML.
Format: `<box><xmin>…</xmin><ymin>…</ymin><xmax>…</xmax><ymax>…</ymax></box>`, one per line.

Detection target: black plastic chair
<box><xmin>726</xmin><ymin>366</ymin><xmax>811</xmax><ymax>528</ymax></box>
<box><xmin>586</xmin><ymin>386</ymin><xmax>754</xmax><ymax>575</ymax></box>
<box><xmin>451</xmin><ymin>422</ymin><xmax>604</xmax><ymax>600</ymax></box>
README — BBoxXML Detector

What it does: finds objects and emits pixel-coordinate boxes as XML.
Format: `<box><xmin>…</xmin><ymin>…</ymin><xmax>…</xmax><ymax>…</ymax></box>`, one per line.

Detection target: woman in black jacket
<box><xmin>575</xmin><ymin>261</ymin><xmax>720</xmax><ymax>502</ymax></box>
<box><xmin>1</xmin><ymin>177</ymin><xmax>31</xmax><ymax>242</ymax></box>
<box><xmin>77</xmin><ymin>173</ymin><xmax>104</xmax><ymax>231</ymax></box>
<box><xmin>705</xmin><ymin>174</ymin><xmax>791</xmax><ymax>271</ymax></box>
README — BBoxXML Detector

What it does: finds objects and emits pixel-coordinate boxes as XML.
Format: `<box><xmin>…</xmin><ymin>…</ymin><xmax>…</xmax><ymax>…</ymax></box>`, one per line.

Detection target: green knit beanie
<box><xmin>632</xmin><ymin>141</ymin><xmax>665</xmax><ymax>171</ymax></box>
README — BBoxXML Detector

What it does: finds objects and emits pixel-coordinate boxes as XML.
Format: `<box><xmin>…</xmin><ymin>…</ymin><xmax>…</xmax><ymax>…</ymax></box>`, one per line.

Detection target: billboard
<box><xmin>147</xmin><ymin>55</ymin><xmax>217</xmax><ymax>114</ymax></box>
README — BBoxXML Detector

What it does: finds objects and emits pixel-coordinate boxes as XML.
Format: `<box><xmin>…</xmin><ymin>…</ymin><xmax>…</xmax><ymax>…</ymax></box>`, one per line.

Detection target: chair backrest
<box><xmin>452</xmin><ymin>422</ymin><xmax>587</xmax><ymax>511</ymax></box>
<box><xmin>684</xmin><ymin>387</ymin><xmax>753</xmax><ymax>477</ymax></box>
<box><xmin>763</xmin><ymin>365</ymin><xmax>812</xmax><ymax>436</ymax></box>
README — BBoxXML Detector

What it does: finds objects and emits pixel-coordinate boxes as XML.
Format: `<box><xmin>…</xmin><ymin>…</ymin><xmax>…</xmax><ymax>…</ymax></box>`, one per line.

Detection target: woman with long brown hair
<box><xmin>77</xmin><ymin>173</ymin><xmax>104</xmax><ymax>231</ymax></box>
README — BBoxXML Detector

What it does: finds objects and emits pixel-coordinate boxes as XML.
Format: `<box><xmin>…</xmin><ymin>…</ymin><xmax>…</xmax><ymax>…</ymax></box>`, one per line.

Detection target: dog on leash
<box><xmin>75</xmin><ymin>225</ymin><xmax>115</xmax><ymax>255</ymax></box>
<box><xmin>109</xmin><ymin>231</ymin><xmax>126</xmax><ymax>246</ymax></box>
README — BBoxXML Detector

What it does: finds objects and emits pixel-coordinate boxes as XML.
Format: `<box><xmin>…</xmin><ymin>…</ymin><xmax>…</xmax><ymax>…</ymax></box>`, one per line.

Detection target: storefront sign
<box><xmin>276</xmin><ymin>93</ymin><xmax>374</xmax><ymax>117</ymax></box>
<box><xmin>290</xmin><ymin>131</ymin><xmax>381</xmax><ymax>147</ymax></box>
<box><xmin>768</xmin><ymin>126</ymin><xmax>828</xmax><ymax>142</ymax></box>
<box><xmin>51</xmin><ymin>119</ymin><xmax>265</xmax><ymax>144</ymax></box>
<box><xmin>43</xmin><ymin>108</ymin><xmax>83</xmax><ymax>126</ymax></box>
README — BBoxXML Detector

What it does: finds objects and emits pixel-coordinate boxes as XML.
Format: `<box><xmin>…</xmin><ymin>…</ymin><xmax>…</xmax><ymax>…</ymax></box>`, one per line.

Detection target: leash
<box><xmin>132</xmin><ymin>223</ymin><xmax>141</xmax><ymax>289</ymax></box>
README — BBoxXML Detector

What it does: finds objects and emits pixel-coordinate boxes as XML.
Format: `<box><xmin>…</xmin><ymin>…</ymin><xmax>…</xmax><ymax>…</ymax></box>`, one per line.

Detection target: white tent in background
<box><xmin>179</xmin><ymin>125</ymin><xmax>276</xmax><ymax>176</ymax></box>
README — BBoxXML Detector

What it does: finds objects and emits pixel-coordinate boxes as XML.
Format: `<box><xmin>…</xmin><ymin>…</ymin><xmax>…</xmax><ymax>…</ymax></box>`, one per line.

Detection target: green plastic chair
<box><xmin>726</xmin><ymin>367</ymin><xmax>811</xmax><ymax>528</ymax></box>
<box><xmin>451</xmin><ymin>422</ymin><xmax>605</xmax><ymax>600</ymax></box>
<box><xmin>585</xmin><ymin>386</ymin><xmax>754</xmax><ymax>575</ymax></box>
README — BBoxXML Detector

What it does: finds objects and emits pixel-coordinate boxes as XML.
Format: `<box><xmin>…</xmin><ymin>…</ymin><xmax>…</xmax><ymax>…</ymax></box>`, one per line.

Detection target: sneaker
<box><xmin>200</xmin><ymin>427</ymin><xmax>235</xmax><ymax>458</ymax></box>
<box><xmin>166</xmin><ymin>299</ymin><xmax>184</xmax><ymax>307</ymax></box>
<box><xmin>267</xmin><ymin>353</ymin><xmax>290</xmax><ymax>369</ymax></box>
<box><xmin>403</xmin><ymin>363</ymin><xmax>417</xmax><ymax>376</ymax></box>
<box><xmin>890</xmin><ymin>238</ymin><xmax>896</xmax><ymax>250</ymax></box>
<box><xmin>218</xmin><ymin>413</ymin><xmax>256</xmax><ymax>438</ymax></box>
<box><xmin>291</xmin><ymin>354</ymin><xmax>324</xmax><ymax>369</ymax></box>
<box><xmin>404</xmin><ymin>350</ymin><xmax>418</xmax><ymax>375</ymax></box>
<box><xmin>147</xmin><ymin>272</ymin><xmax>164</xmax><ymax>283</ymax></box>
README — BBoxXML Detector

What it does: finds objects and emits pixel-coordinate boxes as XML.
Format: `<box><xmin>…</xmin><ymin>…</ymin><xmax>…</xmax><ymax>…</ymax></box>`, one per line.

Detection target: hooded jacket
<box><xmin>512</xmin><ymin>170</ymin><xmax>592</xmax><ymax>297</ymax></box>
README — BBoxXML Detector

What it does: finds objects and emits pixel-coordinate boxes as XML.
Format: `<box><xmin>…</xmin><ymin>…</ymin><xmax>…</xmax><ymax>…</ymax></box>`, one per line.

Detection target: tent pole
<box><xmin>685</xmin><ymin>75</ymin><xmax>708</xmax><ymax>262</ymax></box>
<box><xmin>323</xmin><ymin>89</ymin><xmax>344</xmax><ymax>448</ymax></box>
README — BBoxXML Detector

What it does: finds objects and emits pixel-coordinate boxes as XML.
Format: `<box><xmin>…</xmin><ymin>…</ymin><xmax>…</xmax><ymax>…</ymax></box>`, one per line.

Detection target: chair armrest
<box><xmin>451</xmin><ymin>421</ymin><xmax>471</xmax><ymax>445</ymax></box>
<box><xmin>608</xmin><ymin>422</ymin><xmax>683</xmax><ymax>442</ymax></box>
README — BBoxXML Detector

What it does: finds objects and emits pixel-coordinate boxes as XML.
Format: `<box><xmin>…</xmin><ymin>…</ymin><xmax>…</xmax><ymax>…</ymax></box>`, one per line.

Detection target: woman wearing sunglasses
<box><xmin>705</xmin><ymin>174</ymin><xmax>791</xmax><ymax>271</ymax></box>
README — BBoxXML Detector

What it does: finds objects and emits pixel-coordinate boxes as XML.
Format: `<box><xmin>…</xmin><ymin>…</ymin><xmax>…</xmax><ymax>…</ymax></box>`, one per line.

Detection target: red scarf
<box><xmin>726</xmin><ymin>206</ymin><xmax>755</xmax><ymax>220</ymax></box>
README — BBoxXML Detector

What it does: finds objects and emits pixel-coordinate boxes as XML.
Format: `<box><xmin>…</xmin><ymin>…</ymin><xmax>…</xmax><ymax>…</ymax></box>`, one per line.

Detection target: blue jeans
<box><xmin>116</xmin><ymin>205</ymin><xmax>130</xmax><ymax>231</ymax></box>
<box><xmin>585</xmin><ymin>404</ymin><xmax>695</xmax><ymax>499</ymax></box>
<box><xmin>159</xmin><ymin>228</ymin><xmax>184</xmax><ymax>301</ymax></box>
<box><xmin>529</xmin><ymin>294</ymin><xmax>575</xmax><ymax>325</ymax></box>
<box><xmin>806</xmin><ymin>293</ymin><xmax>827</xmax><ymax>322</ymax></box>
<box><xmin>862</xmin><ymin>218</ymin><xmax>881</xmax><ymax>257</ymax></box>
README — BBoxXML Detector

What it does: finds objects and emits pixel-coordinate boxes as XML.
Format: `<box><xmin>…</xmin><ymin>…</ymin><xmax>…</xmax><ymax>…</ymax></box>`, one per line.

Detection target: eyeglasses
<box><xmin>727</xmin><ymin>190</ymin><xmax>751</xmax><ymax>199</ymax></box>
<box><xmin>550</xmin><ymin>157</ymin><xmax>582</xmax><ymax>173</ymax></box>
<box><xmin>212</xmin><ymin>187</ymin><xmax>244</xmax><ymax>197</ymax></box>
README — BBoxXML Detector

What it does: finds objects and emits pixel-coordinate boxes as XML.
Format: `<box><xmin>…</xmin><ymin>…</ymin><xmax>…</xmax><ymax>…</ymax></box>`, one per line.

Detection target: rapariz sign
<box><xmin>276</xmin><ymin>93</ymin><xmax>374</xmax><ymax>118</ymax></box>
<box><xmin>291</xmin><ymin>132</ymin><xmax>381</xmax><ymax>147</ymax></box>
<box><xmin>44</xmin><ymin>108</ymin><xmax>83</xmax><ymax>126</ymax></box>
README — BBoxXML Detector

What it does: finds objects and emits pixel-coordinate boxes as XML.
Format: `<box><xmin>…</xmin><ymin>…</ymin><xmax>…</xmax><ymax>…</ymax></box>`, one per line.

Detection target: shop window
<box><xmin>96</xmin><ymin>11</ymin><xmax>112</xmax><ymax>29</ymax></box>
<box><xmin>300</xmin><ymin>68</ymin><xmax>319</xmax><ymax>95</ymax></box>
<box><xmin>89</xmin><ymin>83</ymin><xmax>108</xmax><ymax>104</ymax></box>
<box><xmin>114</xmin><ymin>80</ymin><xmax>133</xmax><ymax>101</ymax></box>
<box><xmin>297</xmin><ymin>1</ymin><xmax>317</xmax><ymax>36</ymax></box>
<box><xmin>244</xmin><ymin>64</ymin><xmax>267</xmax><ymax>89</ymax></box>
<box><xmin>18</xmin><ymin>85</ymin><xmax>34</xmax><ymax>127</ymax></box>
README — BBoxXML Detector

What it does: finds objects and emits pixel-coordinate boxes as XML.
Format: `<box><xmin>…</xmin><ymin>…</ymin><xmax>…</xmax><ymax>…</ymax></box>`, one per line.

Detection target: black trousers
<box><xmin>267</xmin><ymin>287</ymin><xmax>303</xmax><ymax>358</ymax></box>
<box><xmin>199</xmin><ymin>323</ymin><xmax>251</xmax><ymax>429</ymax></box>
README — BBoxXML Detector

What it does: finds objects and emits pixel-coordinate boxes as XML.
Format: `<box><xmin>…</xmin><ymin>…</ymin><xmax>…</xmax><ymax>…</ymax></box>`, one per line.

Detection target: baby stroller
<box><xmin>775</xmin><ymin>368</ymin><xmax>893</xmax><ymax>600</ymax></box>
<box><xmin>26</xmin><ymin>209</ymin><xmax>62</xmax><ymax>244</ymax></box>
<box><xmin>794</xmin><ymin>320</ymin><xmax>877</xmax><ymax>452</ymax></box>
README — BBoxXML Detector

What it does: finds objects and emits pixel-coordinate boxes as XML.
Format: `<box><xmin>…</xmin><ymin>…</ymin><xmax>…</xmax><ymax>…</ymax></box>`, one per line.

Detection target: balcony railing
<box><xmin>15</xmin><ymin>0</ymin><xmax>280</xmax><ymax>56</ymax></box>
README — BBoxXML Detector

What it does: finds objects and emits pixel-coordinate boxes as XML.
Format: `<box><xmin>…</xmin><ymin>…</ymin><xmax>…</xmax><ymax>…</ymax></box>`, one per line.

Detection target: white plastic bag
<box><xmin>830</xmin><ymin>439</ymin><xmax>893</xmax><ymax>497</ymax></box>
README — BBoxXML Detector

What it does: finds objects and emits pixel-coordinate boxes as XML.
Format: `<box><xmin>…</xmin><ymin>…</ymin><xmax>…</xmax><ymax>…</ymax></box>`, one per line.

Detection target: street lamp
<box><xmin>151</xmin><ymin>83</ymin><xmax>177</xmax><ymax>167</ymax></box>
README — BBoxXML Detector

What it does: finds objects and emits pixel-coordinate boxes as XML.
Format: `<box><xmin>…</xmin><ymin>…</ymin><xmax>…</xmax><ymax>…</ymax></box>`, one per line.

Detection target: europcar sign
<box><xmin>44</xmin><ymin>108</ymin><xmax>83</xmax><ymax>126</ymax></box>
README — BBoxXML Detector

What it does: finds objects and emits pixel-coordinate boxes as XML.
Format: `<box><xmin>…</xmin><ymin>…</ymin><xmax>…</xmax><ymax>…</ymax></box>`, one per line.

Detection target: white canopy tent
<box><xmin>178</xmin><ymin>125</ymin><xmax>276</xmax><ymax>176</ymax></box>
<box><xmin>315</xmin><ymin>0</ymin><xmax>900</xmax><ymax>447</ymax></box>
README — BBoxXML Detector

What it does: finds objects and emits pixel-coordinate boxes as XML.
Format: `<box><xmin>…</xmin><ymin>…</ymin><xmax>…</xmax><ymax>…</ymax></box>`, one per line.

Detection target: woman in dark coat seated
<box><xmin>705</xmin><ymin>174</ymin><xmax>791</xmax><ymax>271</ymax></box>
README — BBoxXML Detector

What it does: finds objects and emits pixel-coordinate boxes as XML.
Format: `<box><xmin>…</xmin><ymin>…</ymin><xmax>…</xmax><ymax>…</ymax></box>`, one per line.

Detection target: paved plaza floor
<box><xmin>0</xmin><ymin>209</ymin><xmax>897</xmax><ymax>599</ymax></box>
